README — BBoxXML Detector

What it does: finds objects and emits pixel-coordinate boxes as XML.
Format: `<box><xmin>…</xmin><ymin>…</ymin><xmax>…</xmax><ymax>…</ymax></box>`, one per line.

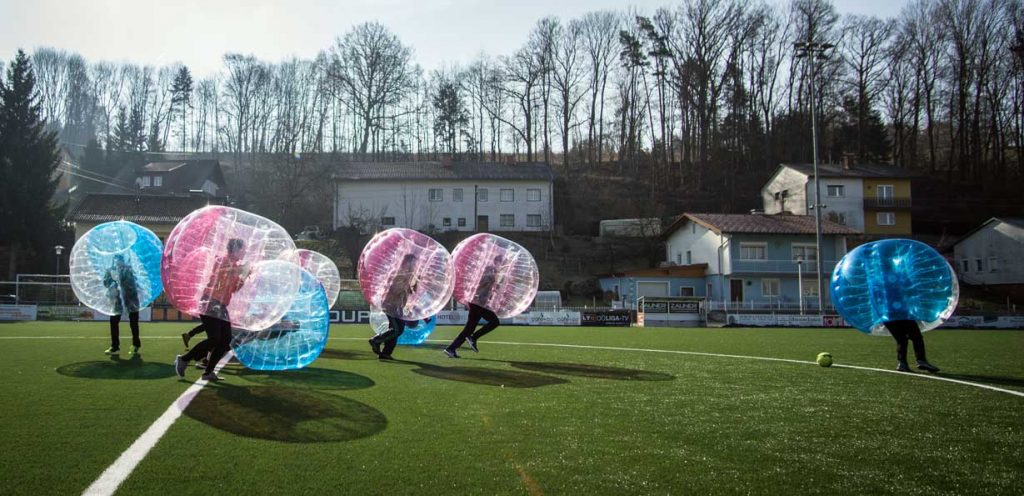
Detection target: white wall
<box><xmin>762</xmin><ymin>168</ymin><xmax>809</xmax><ymax>215</ymax></box>
<box><xmin>807</xmin><ymin>178</ymin><xmax>864</xmax><ymax>231</ymax></box>
<box><xmin>334</xmin><ymin>179</ymin><xmax>552</xmax><ymax>232</ymax></box>
<box><xmin>665</xmin><ymin>221</ymin><xmax>723</xmax><ymax>274</ymax></box>
<box><xmin>954</xmin><ymin>221</ymin><xmax>1024</xmax><ymax>285</ymax></box>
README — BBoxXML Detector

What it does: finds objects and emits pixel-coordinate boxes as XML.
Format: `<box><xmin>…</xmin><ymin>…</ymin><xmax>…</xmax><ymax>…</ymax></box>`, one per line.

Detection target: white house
<box><xmin>761</xmin><ymin>162</ymin><xmax>917</xmax><ymax>236</ymax></box>
<box><xmin>953</xmin><ymin>217</ymin><xmax>1024</xmax><ymax>285</ymax></box>
<box><xmin>333</xmin><ymin>161</ymin><xmax>554</xmax><ymax>233</ymax></box>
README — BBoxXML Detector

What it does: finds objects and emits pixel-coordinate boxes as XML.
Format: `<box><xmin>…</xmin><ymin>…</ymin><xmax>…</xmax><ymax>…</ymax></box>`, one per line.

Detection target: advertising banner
<box><xmin>581</xmin><ymin>310</ymin><xmax>632</xmax><ymax>327</ymax></box>
<box><xmin>0</xmin><ymin>304</ymin><xmax>37</xmax><ymax>321</ymax></box>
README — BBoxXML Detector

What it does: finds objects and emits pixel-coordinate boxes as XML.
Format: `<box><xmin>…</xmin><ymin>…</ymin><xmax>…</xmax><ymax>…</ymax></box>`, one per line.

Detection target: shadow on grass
<box><xmin>56</xmin><ymin>356</ymin><xmax>176</xmax><ymax>380</ymax></box>
<box><xmin>400</xmin><ymin>360</ymin><xmax>568</xmax><ymax>388</ymax></box>
<box><xmin>185</xmin><ymin>385</ymin><xmax>386</xmax><ymax>443</ymax></box>
<box><xmin>232</xmin><ymin>367</ymin><xmax>375</xmax><ymax>391</ymax></box>
<box><xmin>506</xmin><ymin>361</ymin><xmax>675</xmax><ymax>381</ymax></box>
<box><xmin>939</xmin><ymin>373</ymin><xmax>1024</xmax><ymax>389</ymax></box>
<box><xmin>317</xmin><ymin>349</ymin><xmax>379</xmax><ymax>361</ymax></box>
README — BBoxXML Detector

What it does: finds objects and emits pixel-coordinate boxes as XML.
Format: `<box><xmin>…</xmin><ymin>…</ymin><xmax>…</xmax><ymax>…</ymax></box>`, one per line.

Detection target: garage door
<box><xmin>637</xmin><ymin>281</ymin><xmax>669</xmax><ymax>298</ymax></box>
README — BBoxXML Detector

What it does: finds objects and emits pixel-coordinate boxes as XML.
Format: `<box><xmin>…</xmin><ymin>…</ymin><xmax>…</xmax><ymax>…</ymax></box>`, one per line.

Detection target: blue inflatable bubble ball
<box><xmin>370</xmin><ymin>310</ymin><xmax>437</xmax><ymax>345</ymax></box>
<box><xmin>231</xmin><ymin>268</ymin><xmax>330</xmax><ymax>370</ymax></box>
<box><xmin>830</xmin><ymin>239</ymin><xmax>958</xmax><ymax>335</ymax></box>
<box><xmin>69</xmin><ymin>221</ymin><xmax>163</xmax><ymax>315</ymax></box>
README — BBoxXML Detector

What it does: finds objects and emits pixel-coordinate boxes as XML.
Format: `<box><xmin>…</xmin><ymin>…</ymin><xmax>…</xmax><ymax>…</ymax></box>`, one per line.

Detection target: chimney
<box><xmin>841</xmin><ymin>153</ymin><xmax>854</xmax><ymax>170</ymax></box>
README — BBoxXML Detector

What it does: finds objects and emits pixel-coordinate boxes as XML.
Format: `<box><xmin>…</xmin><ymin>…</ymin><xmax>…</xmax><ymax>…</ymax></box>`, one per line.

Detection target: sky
<box><xmin>0</xmin><ymin>0</ymin><xmax>909</xmax><ymax>77</ymax></box>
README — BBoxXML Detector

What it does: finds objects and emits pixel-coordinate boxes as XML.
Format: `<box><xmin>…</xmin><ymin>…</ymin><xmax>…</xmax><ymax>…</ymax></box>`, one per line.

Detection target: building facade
<box><xmin>953</xmin><ymin>217</ymin><xmax>1024</xmax><ymax>286</ymax></box>
<box><xmin>761</xmin><ymin>162</ymin><xmax>916</xmax><ymax>236</ymax></box>
<box><xmin>333</xmin><ymin>161</ymin><xmax>554</xmax><ymax>233</ymax></box>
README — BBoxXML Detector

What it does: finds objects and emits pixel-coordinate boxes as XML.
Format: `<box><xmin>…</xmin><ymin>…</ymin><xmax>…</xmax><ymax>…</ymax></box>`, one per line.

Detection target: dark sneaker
<box><xmin>443</xmin><ymin>349</ymin><xmax>460</xmax><ymax>359</ymax></box>
<box><xmin>378</xmin><ymin>354</ymin><xmax>395</xmax><ymax>361</ymax></box>
<box><xmin>201</xmin><ymin>372</ymin><xmax>222</xmax><ymax>382</ymax></box>
<box><xmin>896</xmin><ymin>362</ymin><xmax>911</xmax><ymax>372</ymax></box>
<box><xmin>174</xmin><ymin>355</ymin><xmax>187</xmax><ymax>377</ymax></box>
<box><xmin>369</xmin><ymin>339</ymin><xmax>382</xmax><ymax>356</ymax></box>
<box><xmin>128</xmin><ymin>346</ymin><xmax>141</xmax><ymax>357</ymax></box>
<box><xmin>181</xmin><ymin>333</ymin><xmax>191</xmax><ymax>349</ymax></box>
<box><xmin>104</xmin><ymin>347</ymin><xmax>120</xmax><ymax>355</ymax></box>
<box><xmin>917</xmin><ymin>361</ymin><xmax>940</xmax><ymax>373</ymax></box>
<box><xmin>465</xmin><ymin>336</ymin><xmax>479</xmax><ymax>353</ymax></box>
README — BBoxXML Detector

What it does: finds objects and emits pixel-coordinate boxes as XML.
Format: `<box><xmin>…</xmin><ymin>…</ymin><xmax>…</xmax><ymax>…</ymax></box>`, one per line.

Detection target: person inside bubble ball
<box><xmin>174</xmin><ymin>238</ymin><xmax>250</xmax><ymax>381</ymax></box>
<box><xmin>884</xmin><ymin>320</ymin><xmax>940</xmax><ymax>373</ymax></box>
<box><xmin>369</xmin><ymin>253</ymin><xmax>419</xmax><ymax>360</ymax></box>
<box><xmin>444</xmin><ymin>255</ymin><xmax>504</xmax><ymax>359</ymax></box>
<box><xmin>103</xmin><ymin>254</ymin><xmax>141</xmax><ymax>357</ymax></box>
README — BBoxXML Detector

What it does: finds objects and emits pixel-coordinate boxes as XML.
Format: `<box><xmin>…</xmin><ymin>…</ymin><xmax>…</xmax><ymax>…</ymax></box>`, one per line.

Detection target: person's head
<box><xmin>227</xmin><ymin>238</ymin><xmax>245</xmax><ymax>261</ymax></box>
<box><xmin>400</xmin><ymin>253</ymin><xmax>418</xmax><ymax>272</ymax></box>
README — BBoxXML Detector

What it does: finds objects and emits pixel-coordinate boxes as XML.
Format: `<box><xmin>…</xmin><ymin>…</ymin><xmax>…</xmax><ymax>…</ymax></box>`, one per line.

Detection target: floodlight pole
<box><xmin>54</xmin><ymin>245</ymin><xmax>64</xmax><ymax>305</ymax></box>
<box><xmin>797</xmin><ymin>257</ymin><xmax>804</xmax><ymax>315</ymax></box>
<box><xmin>794</xmin><ymin>39</ymin><xmax>833</xmax><ymax>315</ymax></box>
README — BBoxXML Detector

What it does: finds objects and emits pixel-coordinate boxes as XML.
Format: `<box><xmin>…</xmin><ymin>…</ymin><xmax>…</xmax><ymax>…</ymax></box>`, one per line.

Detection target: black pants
<box><xmin>109</xmin><ymin>312</ymin><xmax>140</xmax><ymax>350</ymax></box>
<box><xmin>182</xmin><ymin>315</ymin><xmax>231</xmax><ymax>374</ymax></box>
<box><xmin>885</xmin><ymin>320</ymin><xmax>927</xmax><ymax>363</ymax></box>
<box><xmin>185</xmin><ymin>323</ymin><xmax>205</xmax><ymax>338</ymax></box>
<box><xmin>447</xmin><ymin>304</ymin><xmax>500</xmax><ymax>351</ymax></box>
<box><xmin>372</xmin><ymin>316</ymin><xmax>410</xmax><ymax>356</ymax></box>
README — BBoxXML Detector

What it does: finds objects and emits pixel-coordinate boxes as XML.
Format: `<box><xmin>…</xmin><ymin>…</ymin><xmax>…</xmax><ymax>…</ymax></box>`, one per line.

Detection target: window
<box><xmin>153</xmin><ymin>175</ymin><xmax>163</xmax><ymax>187</ymax></box>
<box><xmin>976</xmin><ymin>259</ymin><xmax>983</xmax><ymax>271</ymax></box>
<box><xmin>500</xmin><ymin>188</ymin><xmax>514</xmax><ymax>202</ymax></box>
<box><xmin>429</xmin><ymin>188</ymin><xmax>443</xmax><ymax>201</ymax></box>
<box><xmin>802</xmin><ymin>280</ymin><xmax>818</xmax><ymax>296</ymax></box>
<box><xmin>686</xmin><ymin>250</ymin><xmax>692</xmax><ymax>265</ymax></box>
<box><xmin>989</xmin><ymin>257</ymin><xmax>998</xmax><ymax>272</ymax></box>
<box><xmin>877</xmin><ymin>184</ymin><xmax>894</xmax><ymax>199</ymax></box>
<box><xmin>762</xmin><ymin>279</ymin><xmax>780</xmax><ymax>297</ymax></box>
<box><xmin>527</xmin><ymin>188</ymin><xmax>541</xmax><ymax>201</ymax></box>
<box><xmin>792</xmin><ymin>244</ymin><xmax>818</xmax><ymax>262</ymax></box>
<box><xmin>740</xmin><ymin>243</ymin><xmax>766</xmax><ymax>260</ymax></box>
<box><xmin>676</xmin><ymin>253</ymin><xmax>682</xmax><ymax>264</ymax></box>
<box><xmin>458</xmin><ymin>217</ymin><xmax>466</xmax><ymax>227</ymax></box>
<box><xmin>477</xmin><ymin>188</ymin><xmax>488</xmax><ymax>202</ymax></box>
<box><xmin>443</xmin><ymin>218</ymin><xmax>451</xmax><ymax>227</ymax></box>
<box><xmin>500</xmin><ymin>214</ymin><xmax>514</xmax><ymax>227</ymax></box>
<box><xmin>827</xmin><ymin>185</ymin><xmax>845</xmax><ymax>197</ymax></box>
<box><xmin>453</xmin><ymin>188</ymin><xmax>463</xmax><ymax>202</ymax></box>
<box><xmin>826</xmin><ymin>211</ymin><xmax>847</xmax><ymax>225</ymax></box>
<box><xmin>381</xmin><ymin>216</ymin><xmax>396</xmax><ymax>226</ymax></box>
<box><xmin>527</xmin><ymin>214</ymin><xmax>541</xmax><ymax>227</ymax></box>
<box><xmin>961</xmin><ymin>260</ymin><xmax>969</xmax><ymax>272</ymax></box>
<box><xmin>877</xmin><ymin>212</ymin><xmax>896</xmax><ymax>226</ymax></box>
<box><xmin>679</xmin><ymin>287</ymin><xmax>695</xmax><ymax>297</ymax></box>
<box><xmin>141</xmin><ymin>175</ymin><xmax>152</xmax><ymax>187</ymax></box>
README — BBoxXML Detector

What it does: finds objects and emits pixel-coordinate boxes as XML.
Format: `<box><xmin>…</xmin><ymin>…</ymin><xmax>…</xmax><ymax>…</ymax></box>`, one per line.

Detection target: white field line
<box><xmin>81</xmin><ymin>352</ymin><xmax>233</xmax><ymax>496</ymax></box>
<box><xmin>8</xmin><ymin>335</ymin><xmax>1022</xmax><ymax>399</ymax></box>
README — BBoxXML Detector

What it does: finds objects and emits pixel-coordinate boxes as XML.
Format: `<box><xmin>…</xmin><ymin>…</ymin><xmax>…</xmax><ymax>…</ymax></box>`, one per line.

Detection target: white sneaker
<box><xmin>174</xmin><ymin>356</ymin><xmax>186</xmax><ymax>377</ymax></box>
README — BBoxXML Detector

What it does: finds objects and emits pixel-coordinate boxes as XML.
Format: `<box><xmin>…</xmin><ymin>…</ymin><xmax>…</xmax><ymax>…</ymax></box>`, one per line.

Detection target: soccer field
<box><xmin>1</xmin><ymin>322</ymin><xmax>1022</xmax><ymax>495</ymax></box>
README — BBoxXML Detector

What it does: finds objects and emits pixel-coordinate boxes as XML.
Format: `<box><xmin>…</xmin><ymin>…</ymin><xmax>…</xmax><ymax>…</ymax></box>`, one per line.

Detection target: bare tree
<box><xmin>580</xmin><ymin>11</ymin><xmax>621</xmax><ymax>165</ymax></box>
<box><xmin>552</xmin><ymin>18</ymin><xmax>588</xmax><ymax>168</ymax></box>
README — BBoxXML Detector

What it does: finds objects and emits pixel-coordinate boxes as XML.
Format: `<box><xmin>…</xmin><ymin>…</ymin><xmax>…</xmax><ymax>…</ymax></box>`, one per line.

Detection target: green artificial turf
<box><xmin>0</xmin><ymin>322</ymin><xmax>1022</xmax><ymax>495</ymax></box>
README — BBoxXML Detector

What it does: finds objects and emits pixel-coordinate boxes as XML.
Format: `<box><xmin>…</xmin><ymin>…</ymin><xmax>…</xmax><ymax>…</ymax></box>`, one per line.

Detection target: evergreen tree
<box><xmin>432</xmin><ymin>78</ymin><xmax>468</xmax><ymax>155</ymax></box>
<box><xmin>170</xmin><ymin>66</ymin><xmax>193</xmax><ymax>151</ymax></box>
<box><xmin>0</xmin><ymin>50</ymin><xmax>63</xmax><ymax>278</ymax></box>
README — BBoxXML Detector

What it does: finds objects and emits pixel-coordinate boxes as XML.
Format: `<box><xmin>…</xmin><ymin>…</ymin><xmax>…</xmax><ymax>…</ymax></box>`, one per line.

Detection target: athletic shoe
<box><xmin>104</xmin><ymin>347</ymin><xmax>120</xmax><ymax>355</ymax></box>
<box><xmin>369</xmin><ymin>339</ymin><xmax>382</xmax><ymax>356</ymax></box>
<box><xmin>174</xmin><ymin>355</ymin><xmax>187</xmax><ymax>377</ymax></box>
<box><xmin>443</xmin><ymin>349</ymin><xmax>460</xmax><ymax>359</ymax></box>
<box><xmin>896</xmin><ymin>361</ymin><xmax>911</xmax><ymax>372</ymax></box>
<box><xmin>378</xmin><ymin>354</ymin><xmax>395</xmax><ymax>361</ymax></box>
<box><xmin>201</xmin><ymin>372</ymin><xmax>222</xmax><ymax>382</ymax></box>
<box><xmin>181</xmin><ymin>333</ymin><xmax>191</xmax><ymax>349</ymax></box>
<box><xmin>465</xmin><ymin>336</ymin><xmax>479</xmax><ymax>353</ymax></box>
<box><xmin>917</xmin><ymin>361</ymin><xmax>940</xmax><ymax>373</ymax></box>
<box><xmin>128</xmin><ymin>346</ymin><xmax>141</xmax><ymax>357</ymax></box>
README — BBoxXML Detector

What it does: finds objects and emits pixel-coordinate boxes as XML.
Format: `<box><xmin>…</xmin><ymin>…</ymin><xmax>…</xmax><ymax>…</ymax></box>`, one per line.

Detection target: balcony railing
<box><xmin>730</xmin><ymin>259</ymin><xmax>838</xmax><ymax>275</ymax></box>
<box><xmin>864</xmin><ymin>197</ymin><xmax>912</xmax><ymax>209</ymax></box>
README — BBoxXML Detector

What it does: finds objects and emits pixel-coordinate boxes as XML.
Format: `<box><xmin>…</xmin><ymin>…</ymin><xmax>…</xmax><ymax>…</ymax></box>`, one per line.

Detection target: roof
<box><xmin>663</xmin><ymin>213</ymin><xmax>860</xmax><ymax>238</ymax></box>
<box><xmin>68</xmin><ymin>193</ymin><xmax>216</xmax><ymax>224</ymax></box>
<box><xmin>332</xmin><ymin>161</ymin><xmax>554</xmax><ymax>181</ymax></box>
<box><xmin>103</xmin><ymin>159</ymin><xmax>226</xmax><ymax>195</ymax></box>
<box><xmin>598</xmin><ymin>264</ymin><xmax>708</xmax><ymax>279</ymax></box>
<box><xmin>953</xmin><ymin>217</ymin><xmax>1024</xmax><ymax>247</ymax></box>
<box><xmin>780</xmin><ymin>163</ymin><xmax>921</xmax><ymax>179</ymax></box>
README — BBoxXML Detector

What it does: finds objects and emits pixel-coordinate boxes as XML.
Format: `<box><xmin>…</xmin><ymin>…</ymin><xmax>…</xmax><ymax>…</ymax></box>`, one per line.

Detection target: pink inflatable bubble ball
<box><xmin>451</xmin><ymin>233</ymin><xmax>539</xmax><ymax>319</ymax></box>
<box><xmin>161</xmin><ymin>206</ymin><xmax>300</xmax><ymax>330</ymax></box>
<box><xmin>357</xmin><ymin>228</ymin><xmax>453</xmax><ymax>321</ymax></box>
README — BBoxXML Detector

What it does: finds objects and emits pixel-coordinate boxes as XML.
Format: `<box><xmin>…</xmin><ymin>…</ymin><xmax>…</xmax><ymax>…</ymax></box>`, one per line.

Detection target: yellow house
<box><xmin>861</xmin><ymin>178</ymin><xmax>912</xmax><ymax>235</ymax></box>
